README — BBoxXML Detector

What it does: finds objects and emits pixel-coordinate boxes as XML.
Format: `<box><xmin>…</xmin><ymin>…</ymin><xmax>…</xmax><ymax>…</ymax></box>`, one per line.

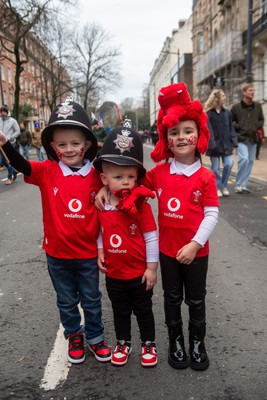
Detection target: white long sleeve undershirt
<box><xmin>191</xmin><ymin>206</ymin><xmax>219</xmax><ymax>247</ymax></box>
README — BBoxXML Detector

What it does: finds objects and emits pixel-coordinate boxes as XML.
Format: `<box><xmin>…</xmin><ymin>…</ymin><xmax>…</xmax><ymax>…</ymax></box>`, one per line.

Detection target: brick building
<box><xmin>0</xmin><ymin>2</ymin><xmax>71</xmax><ymax>131</ymax></box>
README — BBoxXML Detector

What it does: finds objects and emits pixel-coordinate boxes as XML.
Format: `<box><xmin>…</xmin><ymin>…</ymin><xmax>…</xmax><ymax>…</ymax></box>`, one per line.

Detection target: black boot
<box><xmin>168</xmin><ymin>324</ymin><xmax>188</xmax><ymax>369</ymax></box>
<box><xmin>188</xmin><ymin>322</ymin><xmax>209</xmax><ymax>371</ymax></box>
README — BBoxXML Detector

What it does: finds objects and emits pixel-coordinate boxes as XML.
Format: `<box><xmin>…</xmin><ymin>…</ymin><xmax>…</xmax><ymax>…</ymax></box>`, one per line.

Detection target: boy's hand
<box><xmin>97</xmin><ymin>250</ymin><xmax>107</xmax><ymax>274</ymax></box>
<box><xmin>95</xmin><ymin>186</ymin><xmax>109</xmax><ymax>211</ymax></box>
<box><xmin>0</xmin><ymin>131</ymin><xmax>7</xmax><ymax>146</ymax></box>
<box><xmin>141</xmin><ymin>269</ymin><xmax>157</xmax><ymax>291</ymax></box>
<box><xmin>176</xmin><ymin>241</ymin><xmax>202</xmax><ymax>265</ymax></box>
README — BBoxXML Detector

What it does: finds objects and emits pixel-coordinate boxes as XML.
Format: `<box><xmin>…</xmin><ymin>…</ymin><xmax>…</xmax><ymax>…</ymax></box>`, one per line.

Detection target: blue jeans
<box><xmin>36</xmin><ymin>147</ymin><xmax>45</xmax><ymax>161</ymax></box>
<box><xmin>210</xmin><ymin>155</ymin><xmax>234</xmax><ymax>190</ymax></box>
<box><xmin>46</xmin><ymin>254</ymin><xmax>104</xmax><ymax>344</ymax></box>
<box><xmin>236</xmin><ymin>142</ymin><xmax>256</xmax><ymax>188</ymax></box>
<box><xmin>0</xmin><ymin>145</ymin><xmax>15</xmax><ymax>179</ymax></box>
<box><xmin>19</xmin><ymin>144</ymin><xmax>30</xmax><ymax>160</ymax></box>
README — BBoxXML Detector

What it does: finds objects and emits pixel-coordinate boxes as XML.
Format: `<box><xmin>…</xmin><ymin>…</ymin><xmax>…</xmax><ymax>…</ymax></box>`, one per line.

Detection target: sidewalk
<box><xmin>202</xmin><ymin>140</ymin><xmax>267</xmax><ymax>184</ymax></box>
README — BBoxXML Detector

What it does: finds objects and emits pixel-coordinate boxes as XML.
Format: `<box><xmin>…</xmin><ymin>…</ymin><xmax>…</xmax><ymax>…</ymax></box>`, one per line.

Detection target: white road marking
<box><xmin>40</xmin><ymin>306</ymin><xmax>84</xmax><ymax>391</ymax></box>
<box><xmin>1</xmin><ymin>172</ymin><xmax>22</xmax><ymax>182</ymax></box>
<box><xmin>40</xmin><ymin>323</ymin><xmax>71</xmax><ymax>391</ymax></box>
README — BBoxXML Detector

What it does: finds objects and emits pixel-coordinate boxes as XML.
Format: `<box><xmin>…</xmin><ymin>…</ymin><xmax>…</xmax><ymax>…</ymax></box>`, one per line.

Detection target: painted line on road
<box><xmin>39</xmin><ymin>323</ymin><xmax>71</xmax><ymax>391</ymax></box>
<box><xmin>1</xmin><ymin>172</ymin><xmax>22</xmax><ymax>182</ymax></box>
<box><xmin>40</xmin><ymin>306</ymin><xmax>84</xmax><ymax>391</ymax></box>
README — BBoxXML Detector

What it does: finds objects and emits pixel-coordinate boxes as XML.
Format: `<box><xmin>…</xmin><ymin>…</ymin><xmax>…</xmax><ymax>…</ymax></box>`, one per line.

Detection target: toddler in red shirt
<box><xmin>93</xmin><ymin>120</ymin><xmax>159</xmax><ymax>367</ymax></box>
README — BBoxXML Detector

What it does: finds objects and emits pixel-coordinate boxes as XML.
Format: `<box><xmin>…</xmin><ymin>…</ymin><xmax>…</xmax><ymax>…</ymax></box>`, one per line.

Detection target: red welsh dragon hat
<box><xmin>150</xmin><ymin>82</ymin><xmax>210</xmax><ymax>162</ymax></box>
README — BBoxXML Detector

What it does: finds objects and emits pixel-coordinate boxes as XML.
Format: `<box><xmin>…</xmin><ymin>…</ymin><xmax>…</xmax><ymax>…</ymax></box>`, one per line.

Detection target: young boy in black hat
<box><xmin>93</xmin><ymin>120</ymin><xmax>159</xmax><ymax>367</ymax></box>
<box><xmin>0</xmin><ymin>97</ymin><xmax>111</xmax><ymax>365</ymax></box>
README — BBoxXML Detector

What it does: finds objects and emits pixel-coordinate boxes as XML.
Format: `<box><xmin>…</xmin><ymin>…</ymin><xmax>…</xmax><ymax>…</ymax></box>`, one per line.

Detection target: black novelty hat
<box><xmin>93</xmin><ymin>119</ymin><xmax>146</xmax><ymax>177</ymax></box>
<box><xmin>41</xmin><ymin>97</ymin><xmax>97</xmax><ymax>162</ymax></box>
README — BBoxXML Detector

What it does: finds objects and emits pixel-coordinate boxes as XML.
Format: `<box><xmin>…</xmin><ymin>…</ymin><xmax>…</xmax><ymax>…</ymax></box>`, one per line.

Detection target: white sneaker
<box><xmin>222</xmin><ymin>188</ymin><xmax>230</xmax><ymax>196</ymax></box>
<box><xmin>235</xmin><ymin>186</ymin><xmax>243</xmax><ymax>194</ymax></box>
<box><xmin>242</xmin><ymin>187</ymin><xmax>251</xmax><ymax>193</ymax></box>
<box><xmin>217</xmin><ymin>189</ymin><xmax>223</xmax><ymax>198</ymax></box>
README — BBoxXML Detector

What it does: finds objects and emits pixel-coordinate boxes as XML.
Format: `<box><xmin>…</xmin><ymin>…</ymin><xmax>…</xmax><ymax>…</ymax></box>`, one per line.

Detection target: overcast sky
<box><xmin>78</xmin><ymin>0</ymin><xmax>193</xmax><ymax>105</ymax></box>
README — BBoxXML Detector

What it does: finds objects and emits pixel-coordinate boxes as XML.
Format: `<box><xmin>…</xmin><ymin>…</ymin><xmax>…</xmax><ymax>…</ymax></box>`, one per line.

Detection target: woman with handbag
<box><xmin>204</xmin><ymin>89</ymin><xmax>238</xmax><ymax>197</ymax></box>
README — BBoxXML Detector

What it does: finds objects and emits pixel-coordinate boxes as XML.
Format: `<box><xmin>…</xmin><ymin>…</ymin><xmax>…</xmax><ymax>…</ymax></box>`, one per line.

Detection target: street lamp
<box><xmin>0</xmin><ymin>43</ymin><xmax>5</xmax><ymax>106</ymax></box>
<box><xmin>246</xmin><ymin>0</ymin><xmax>253</xmax><ymax>83</ymax></box>
<box><xmin>161</xmin><ymin>49</ymin><xmax>180</xmax><ymax>82</ymax></box>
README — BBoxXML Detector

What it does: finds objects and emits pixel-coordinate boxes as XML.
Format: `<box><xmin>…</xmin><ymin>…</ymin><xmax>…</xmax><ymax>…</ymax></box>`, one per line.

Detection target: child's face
<box><xmin>100</xmin><ymin>163</ymin><xmax>138</xmax><ymax>193</ymax></box>
<box><xmin>167</xmin><ymin>120</ymin><xmax>198</xmax><ymax>163</ymax></box>
<box><xmin>50</xmin><ymin>128</ymin><xmax>91</xmax><ymax>167</ymax></box>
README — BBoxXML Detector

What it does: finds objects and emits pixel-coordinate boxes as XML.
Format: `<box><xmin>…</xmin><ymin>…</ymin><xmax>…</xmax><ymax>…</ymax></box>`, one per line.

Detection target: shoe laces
<box><xmin>69</xmin><ymin>334</ymin><xmax>83</xmax><ymax>350</ymax></box>
<box><xmin>116</xmin><ymin>340</ymin><xmax>130</xmax><ymax>352</ymax></box>
<box><xmin>94</xmin><ymin>340</ymin><xmax>107</xmax><ymax>350</ymax></box>
<box><xmin>142</xmin><ymin>341</ymin><xmax>155</xmax><ymax>353</ymax></box>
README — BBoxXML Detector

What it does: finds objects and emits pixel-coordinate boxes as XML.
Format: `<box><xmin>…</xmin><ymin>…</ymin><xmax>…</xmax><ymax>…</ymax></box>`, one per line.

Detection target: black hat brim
<box><xmin>41</xmin><ymin>120</ymin><xmax>98</xmax><ymax>162</ymax></box>
<box><xmin>93</xmin><ymin>154</ymin><xmax>146</xmax><ymax>177</ymax></box>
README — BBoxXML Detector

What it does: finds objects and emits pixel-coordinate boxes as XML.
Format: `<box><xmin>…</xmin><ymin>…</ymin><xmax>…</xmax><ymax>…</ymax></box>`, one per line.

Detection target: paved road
<box><xmin>0</xmin><ymin>147</ymin><xmax>266</xmax><ymax>400</ymax></box>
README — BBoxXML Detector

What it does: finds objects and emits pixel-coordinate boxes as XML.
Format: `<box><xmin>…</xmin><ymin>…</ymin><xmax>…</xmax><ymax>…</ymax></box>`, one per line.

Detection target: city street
<box><xmin>0</xmin><ymin>146</ymin><xmax>267</xmax><ymax>400</ymax></box>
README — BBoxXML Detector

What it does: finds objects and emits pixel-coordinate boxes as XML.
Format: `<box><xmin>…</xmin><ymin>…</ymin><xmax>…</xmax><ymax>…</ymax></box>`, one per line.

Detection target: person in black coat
<box><xmin>204</xmin><ymin>89</ymin><xmax>238</xmax><ymax>197</ymax></box>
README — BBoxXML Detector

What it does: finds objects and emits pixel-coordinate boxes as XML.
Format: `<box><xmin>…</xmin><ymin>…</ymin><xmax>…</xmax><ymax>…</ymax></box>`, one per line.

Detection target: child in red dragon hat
<box><xmin>95</xmin><ymin>83</ymin><xmax>219</xmax><ymax>371</ymax></box>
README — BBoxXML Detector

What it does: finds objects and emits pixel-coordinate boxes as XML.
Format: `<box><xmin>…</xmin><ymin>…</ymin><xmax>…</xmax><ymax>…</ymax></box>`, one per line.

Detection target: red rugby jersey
<box><xmin>98</xmin><ymin>202</ymin><xmax>156</xmax><ymax>280</ymax></box>
<box><xmin>25</xmin><ymin>160</ymin><xmax>102</xmax><ymax>259</ymax></box>
<box><xmin>142</xmin><ymin>163</ymin><xmax>219</xmax><ymax>258</ymax></box>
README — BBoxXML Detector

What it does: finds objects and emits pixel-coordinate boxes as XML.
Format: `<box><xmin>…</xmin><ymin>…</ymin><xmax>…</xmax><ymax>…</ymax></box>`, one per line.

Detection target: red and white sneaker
<box><xmin>88</xmin><ymin>340</ymin><xmax>111</xmax><ymax>362</ymax></box>
<box><xmin>111</xmin><ymin>340</ymin><xmax>132</xmax><ymax>366</ymax></box>
<box><xmin>141</xmin><ymin>341</ymin><xmax>158</xmax><ymax>367</ymax></box>
<box><xmin>68</xmin><ymin>333</ymin><xmax>85</xmax><ymax>364</ymax></box>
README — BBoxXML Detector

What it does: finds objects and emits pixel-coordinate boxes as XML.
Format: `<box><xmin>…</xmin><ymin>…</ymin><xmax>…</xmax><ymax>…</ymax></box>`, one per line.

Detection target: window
<box><xmin>3</xmin><ymin>90</ymin><xmax>7</xmax><ymax>105</ymax></box>
<box><xmin>197</xmin><ymin>32</ymin><xmax>204</xmax><ymax>53</ymax></box>
<box><xmin>260</xmin><ymin>0</ymin><xmax>267</xmax><ymax>15</ymax></box>
<box><xmin>0</xmin><ymin>63</ymin><xmax>5</xmax><ymax>81</ymax></box>
<box><xmin>8</xmin><ymin>67</ymin><xmax>12</xmax><ymax>84</ymax></box>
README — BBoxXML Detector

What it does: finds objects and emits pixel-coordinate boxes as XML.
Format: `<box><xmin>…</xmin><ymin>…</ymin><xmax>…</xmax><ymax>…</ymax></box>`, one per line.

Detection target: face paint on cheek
<box><xmin>168</xmin><ymin>138</ymin><xmax>175</xmax><ymax>148</ymax></box>
<box><xmin>55</xmin><ymin>149</ymin><xmax>63</xmax><ymax>160</ymax></box>
<box><xmin>187</xmin><ymin>135</ymin><xmax>198</xmax><ymax>146</ymax></box>
<box><xmin>79</xmin><ymin>147</ymin><xmax>85</xmax><ymax>156</ymax></box>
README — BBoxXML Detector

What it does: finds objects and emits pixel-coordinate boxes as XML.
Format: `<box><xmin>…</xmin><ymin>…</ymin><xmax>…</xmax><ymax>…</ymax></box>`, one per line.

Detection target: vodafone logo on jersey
<box><xmin>68</xmin><ymin>199</ymin><xmax>82</xmax><ymax>212</ymax></box>
<box><xmin>163</xmin><ymin>197</ymin><xmax>184</xmax><ymax>220</ymax></box>
<box><xmin>108</xmin><ymin>234</ymin><xmax>127</xmax><ymax>254</ymax></box>
<box><xmin>64</xmin><ymin>199</ymin><xmax>85</xmax><ymax>219</ymax></box>
<box><xmin>167</xmin><ymin>197</ymin><xmax>181</xmax><ymax>212</ymax></box>
<box><xmin>110</xmin><ymin>234</ymin><xmax>122</xmax><ymax>248</ymax></box>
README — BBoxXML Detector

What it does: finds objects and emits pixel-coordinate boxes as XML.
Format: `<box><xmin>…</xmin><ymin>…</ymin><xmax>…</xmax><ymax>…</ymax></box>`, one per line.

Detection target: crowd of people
<box><xmin>0</xmin><ymin>81</ymin><xmax>265</xmax><ymax>372</ymax></box>
<box><xmin>0</xmin><ymin>106</ymin><xmax>47</xmax><ymax>184</ymax></box>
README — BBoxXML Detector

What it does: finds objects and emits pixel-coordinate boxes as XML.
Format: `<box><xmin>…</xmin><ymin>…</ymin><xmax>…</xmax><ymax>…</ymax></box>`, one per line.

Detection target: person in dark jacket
<box><xmin>18</xmin><ymin>122</ymin><xmax>32</xmax><ymax>160</ymax></box>
<box><xmin>204</xmin><ymin>89</ymin><xmax>238</xmax><ymax>197</ymax></box>
<box><xmin>231</xmin><ymin>83</ymin><xmax>264</xmax><ymax>193</ymax></box>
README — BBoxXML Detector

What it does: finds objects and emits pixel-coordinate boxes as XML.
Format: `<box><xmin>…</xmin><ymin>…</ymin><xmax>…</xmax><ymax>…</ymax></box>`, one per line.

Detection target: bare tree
<box><xmin>0</xmin><ymin>0</ymin><xmax>75</xmax><ymax>119</ymax></box>
<box><xmin>72</xmin><ymin>22</ymin><xmax>122</xmax><ymax>111</ymax></box>
<box><xmin>36</xmin><ymin>18</ymin><xmax>74</xmax><ymax>111</ymax></box>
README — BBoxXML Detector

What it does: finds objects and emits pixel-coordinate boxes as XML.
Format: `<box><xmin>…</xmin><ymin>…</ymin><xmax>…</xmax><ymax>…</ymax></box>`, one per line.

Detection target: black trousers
<box><xmin>106</xmin><ymin>275</ymin><xmax>155</xmax><ymax>342</ymax></box>
<box><xmin>160</xmin><ymin>252</ymin><xmax>208</xmax><ymax>326</ymax></box>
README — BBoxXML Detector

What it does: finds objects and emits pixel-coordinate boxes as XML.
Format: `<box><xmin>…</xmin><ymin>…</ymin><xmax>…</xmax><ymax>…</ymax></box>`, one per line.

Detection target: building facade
<box><xmin>0</xmin><ymin>3</ymin><xmax>71</xmax><ymax>130</ymax></box>
<box><xmin>149</xmin><ymin>17</ymin><xmax>193</xmax><ymax>126</ymax></box>
<box><xmin>192</xmin><ymin>0</ymin><xmax>267</xmax><ymax>127</ymax></box>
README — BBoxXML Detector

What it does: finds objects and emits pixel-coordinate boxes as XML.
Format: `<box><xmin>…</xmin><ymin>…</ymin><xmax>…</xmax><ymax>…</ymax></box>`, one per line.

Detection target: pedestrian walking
<box><xmin>145</xmin><ymin>83</ymin><xmax>219</xmax><ymax>371</ymax></box>
<box><xmin>93</xmin><ymin>121</ymin><xmax>159</xmax><ymax>368</ymax></box>
<box><xmin>0</xmin><ymin>98</ymin><xmax>111</xmax><ymax>365</ymax></box>
<box><xmin>0</xmin><ymin>105</ymin><xmax>20</xmax><ymax>184</ymax></box>
<box><xmin>17</xmin><ymin>122</ymin><xmax>32</xmax><ymax>160</ymax></box>
<box><xmin>204</xmin><ymin>89</ymin><xmax>238</xmax><ymax>197</ymax></box>
<box><xmin>231</xmin><ymin>83</ymin><xmax>264</xmax><ymax>193</ymax></box>
<box><xmin>32</xmin><ymin>122</ymin><xmax>45</xmax><ymax>161</ymax></box>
